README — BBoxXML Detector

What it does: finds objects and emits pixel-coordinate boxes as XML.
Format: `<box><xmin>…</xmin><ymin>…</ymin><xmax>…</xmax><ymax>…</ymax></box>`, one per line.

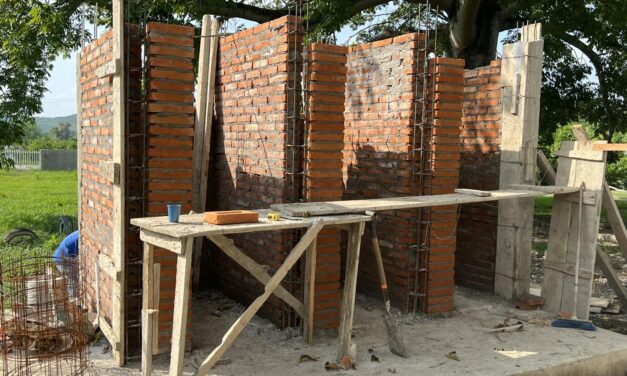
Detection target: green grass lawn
<box><xmin>0</xmin><ymin>170</ymin><xmax>77</xmax><ymax>263</ymax></box>
<box><xmin>534</xmin><ymin>191</ymin><xmax>627</xmax><ymax>223</ymax></box>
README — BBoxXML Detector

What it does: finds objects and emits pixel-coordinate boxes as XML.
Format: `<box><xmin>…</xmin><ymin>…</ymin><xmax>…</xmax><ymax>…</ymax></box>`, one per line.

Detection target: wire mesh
<box><xmin>0</xmin><ymin>257</ymin><xmax>89</xmax><ymax>375</ymax></box>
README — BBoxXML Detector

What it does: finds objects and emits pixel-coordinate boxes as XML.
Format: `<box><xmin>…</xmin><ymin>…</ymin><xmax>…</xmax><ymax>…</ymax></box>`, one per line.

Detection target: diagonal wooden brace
<box><xmin>195</xmin><ymin>219</ymin><xmax>325</xmax><ymax>375</ymax></box>
<box><xmin>207</xmin><ymin>234</ymin><xmax>305</xmax><ymax>317</ymax></box>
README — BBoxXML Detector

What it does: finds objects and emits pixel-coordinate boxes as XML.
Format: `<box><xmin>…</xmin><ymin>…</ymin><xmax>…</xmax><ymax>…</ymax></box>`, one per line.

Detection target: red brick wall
<box><xmin>456</xmin><ymin>60</ymin><xmax>502</xmax><ymax>291</ymax></box>
<box><xmin>343</xmin><ymin>34</ymin><xmax>423</xmax><ymax>312</ymax></box>
<box><xmin>79</xmin><ymin>30</ymin><xmax>115</xmax><ymax>327</ymax></box>
<box><xmin>144</xmin><ymin>22</ymin><xmax>196</xmax><ymax>351</ymax></box>
<box><xmin>209</xmin><ymin>16</ymin><xmax>300</xmax><ymax>327</ymax></box>
<box><xmin>305</xmin><ymin>43</ymin><xmax>348</xmax><ymax>329</ymax></box>
<box><xmin>341</xmin><ymin>36</ymin><xmax>464</xmax><ymax>314</ymax></box>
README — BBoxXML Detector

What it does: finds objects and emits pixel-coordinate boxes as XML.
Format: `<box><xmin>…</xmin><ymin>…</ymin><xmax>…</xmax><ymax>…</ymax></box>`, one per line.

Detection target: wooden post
<box><xmin>494</xmin><ymin>23</ymin><xmax>543</xmax><ymax>300</ymax></box>
<box><xmin>76</xmin><ymin>53</ymin><xmax>82</xmax><ymax>232</ymax></box>
<box><xmin>169</xmin><ymin>238</ymin><xmax>194</xmax><ymax>376</ymax></box>
<box><xmin>542</xmin><ymin>141</ymin><xmax>606</xmax><ymax>319</ymax></box>
<box><xmin>337</xmin><ymin>222</ymin><xmax>365</xmax><ymax>363</ymax></box>
<box><xmin>192</xmin><ymin>17</ymin><xmax>221</xmax><ymax>289</ymax></box>
<box><xmin>111</xmin><ymin>0</ymin><xmax>126</xmax><ymax>365</ymax></box>
<box><xmin>303</xmin><ymin>237</ymin><xmax>317</xmax><ymax>344</ymax></box>
<box><xmin>141</xmin><ymin>243</ymin><xmax>155</xmax><ymax>376</ymax></box>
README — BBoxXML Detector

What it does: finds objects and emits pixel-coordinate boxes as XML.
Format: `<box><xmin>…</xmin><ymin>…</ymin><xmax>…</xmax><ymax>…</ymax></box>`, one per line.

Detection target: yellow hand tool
<box><xmin>267</xmin><ymin>212</ymin><xmax>281</xmax><ymax>221</ymax></box>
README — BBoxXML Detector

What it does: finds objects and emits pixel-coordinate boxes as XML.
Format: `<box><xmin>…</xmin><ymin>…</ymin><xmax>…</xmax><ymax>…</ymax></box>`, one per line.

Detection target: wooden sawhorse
<box><xmin>132</xmin><ymin>211</ymin><xmax>370</xmax><ymax>375</ymax></box>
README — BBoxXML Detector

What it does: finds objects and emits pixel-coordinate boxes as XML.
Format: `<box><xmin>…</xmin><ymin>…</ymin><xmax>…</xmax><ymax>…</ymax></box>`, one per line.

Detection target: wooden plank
<box><xmin>595</xmin><ymin>246</ymin><xmax>627</xmax><ymax>308</ymax></box>
<box><xmin>152</xmin><ymin>263</ymin><xmax>160</xmax><ymax>354</ymax></box>
<box><xmin>537</xmin><ymin>148</ymin><xmax>627</xmax><ymax>307</ymax></box>
<box><xmin>592</xmin><ymin>143</ymin><xmax>627</xmax><ymax>151</ymax></box>
<box><xmin>169</xmin><ymin>238</ymin><xmax>194</xmax><ymax>376</ymax></box>
<box><xmin>542</xmin><ymin>142</ymin><xmax>606</xmax><ymax>319</ymax></box>
<box><xmin>192</xmin><ymin>16</ymin><xmax>213</xmax><ymax>290</ymax></box>
<box><xmin>303</xmin><ymin>237</ymin><xmax>317</xmax><ymax>344</ymax></box>
<box><xmin>537</xmin><ymin>150</ymin><xmax>556</xmax><ymax>185</ymax></box>
<box><xmin>141</xmin><ymin>243</ymin><xmax>155</xmax><ymax>376</ymax></box>
<box><xmin>98</xmin><ymin>253</ymin><xmax>122</xmax><ymax>281</ymax></box>
<box><xmin>195</xmin><ymin>220</ymin><xmax>325</xmax><ymax>375</ymax></box>
<box><xmin>140</xmin><ymin>229</ymin><xmax>185</xmax><ymax>254</ymax></box>
<box><xmin>554</xmin><ymin>141</ymin><xmax>608</xmax><ymax>161</ymax></box>
<box><xmin>454</xmin><ymin>188</ymin><xmax>491</xmax><ymax>197</ymax></box>
<box><xmin>603</xmin><ymin>182</ymin><xmax>627</xmax><ymax>259</ymax></box>
<box><xmin>192</xmin><ymin>15</ymin><xmax>212</xmax><ymax>207</ymax></box>
<box><xmin>132</xmin><ymin>211</ymin><xmax>371</xmax><ymax>239</ymax></box>
<box><xmin>207</xmin><ymin>234</ymin><xmax>305</xmax><ymax>317</ymax></box>
<box><xmin>508</xmin><ymin>184</ymin><xmax>580</xmax><ymax>195</ymax></box>
<box><xmin>199</xmin><ymin>18</ymin><xmax>220</xmax><ymax>214</ymax></box>
<box><xmin>111</xmin><ymin>0</ymin><xmax>125</xmax><ymax>365</ymax></box>
<box><xmin>76</xmin><ymin>53</ymin><xmax>82</xmax><ymax>232</ymax></box>
<box><xmin>270</xmin><ymin>190</ymin><xmax>544</xmax><ymax>218</ymax></box>
<box><xmin>495</xmin><ymin>25</ymin><xmax>543</xmax><ymax>300</ymax></box>
<box><xmin>337</xmin><ymin>222</ymin><xmax>365</xmax><ymax>363</ymax></box>
<box><xmin>100</xmin><ymin>317</ymin><xmax>120</xmax><ymax>352</ymax></box>
<box><xmin>571</xmin><ymin>125</ymin><xmax>627</xmax><ymax>259</ymax></box>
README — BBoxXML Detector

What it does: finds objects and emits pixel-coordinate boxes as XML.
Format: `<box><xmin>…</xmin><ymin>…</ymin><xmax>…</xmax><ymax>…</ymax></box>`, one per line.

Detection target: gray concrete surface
<box><xmin>89</xmin><ymin>287</ymin><xmax>627</xmax><ymax>375</ymax></box>
<box><xmin>40</xmin><ymin>149</ymin><xmax>77</xmax><ymax>170</ymax></box>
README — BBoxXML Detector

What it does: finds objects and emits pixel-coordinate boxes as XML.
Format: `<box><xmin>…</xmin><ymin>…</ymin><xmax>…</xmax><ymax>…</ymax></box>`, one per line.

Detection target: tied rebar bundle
<box><xmin>0</xmin><ymin>257</ymin><xmax>89</xmax><ymax>375</ymax></box>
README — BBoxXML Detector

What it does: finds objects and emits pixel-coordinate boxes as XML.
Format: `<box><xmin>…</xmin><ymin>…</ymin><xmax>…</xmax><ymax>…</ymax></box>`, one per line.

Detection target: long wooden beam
<box><xmin>271</xmin><ymin>189</ymin><xmax>553</xmax><ymax>217</ymax></box>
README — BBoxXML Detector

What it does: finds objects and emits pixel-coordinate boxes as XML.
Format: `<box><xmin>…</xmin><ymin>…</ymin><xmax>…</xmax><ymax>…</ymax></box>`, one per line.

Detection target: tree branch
<box><xmin>193</xmin><ymin>1</ymin><xmax>287</xmax><ymax>24</ymax></box>
<box><xmin>556</xmin><ymin>31</ymin><xmax>617</xmax><ymax>139</ymax></box>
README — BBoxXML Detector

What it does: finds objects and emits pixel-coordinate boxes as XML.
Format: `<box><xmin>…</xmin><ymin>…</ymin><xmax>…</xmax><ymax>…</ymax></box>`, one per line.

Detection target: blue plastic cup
<box><xmin>167</xmin><ymin>204</ymin><xmax>182</xmax><ymax>223</ymax></box>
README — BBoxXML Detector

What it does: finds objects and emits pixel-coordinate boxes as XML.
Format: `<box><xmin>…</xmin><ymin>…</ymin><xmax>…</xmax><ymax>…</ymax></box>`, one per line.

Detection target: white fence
<box><xmin>2</xmin><ymin>147</ymin><xmax>40</xmax><ymax>169</ymax></box>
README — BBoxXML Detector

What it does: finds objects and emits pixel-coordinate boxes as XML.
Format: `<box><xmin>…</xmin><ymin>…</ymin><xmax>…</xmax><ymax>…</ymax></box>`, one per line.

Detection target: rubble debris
<box><xmin>445</xmin><ymin>351</ymin><xmax>460</xmax><ymax>361</ymax></box>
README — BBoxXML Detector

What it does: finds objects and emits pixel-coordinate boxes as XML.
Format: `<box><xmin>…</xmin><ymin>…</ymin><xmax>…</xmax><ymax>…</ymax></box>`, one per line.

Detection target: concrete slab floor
<box><xmin>89</xmin><ymin>287</ymin><xmax>627</xmax><ymax>375</ymax></box>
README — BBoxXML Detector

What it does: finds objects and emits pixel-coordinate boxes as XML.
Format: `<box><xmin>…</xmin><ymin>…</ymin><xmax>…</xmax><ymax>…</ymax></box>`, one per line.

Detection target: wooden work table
<box><xmin>131</xmin><ymin>210</ymin><xmax>371</xmax><ymax>376</ymax></box>
<box><xmin>132</xmin><ymin>185</ymin><xmax>583</xmax><ymax>375</ymax></box>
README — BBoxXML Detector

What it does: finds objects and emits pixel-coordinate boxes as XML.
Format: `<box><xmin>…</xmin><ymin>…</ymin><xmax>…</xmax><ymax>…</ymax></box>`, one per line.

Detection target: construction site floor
<box><xmin>90</xmin><ymin>287</ymin><xmax>627</xmax><ymax>375</ymax></box>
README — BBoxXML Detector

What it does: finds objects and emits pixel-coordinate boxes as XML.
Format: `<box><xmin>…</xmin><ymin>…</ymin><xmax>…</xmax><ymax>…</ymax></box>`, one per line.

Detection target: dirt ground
<box><xmin>88</xmin><ymin>287</ymin><xmax>627</xmax><ymax>376</ymax></box>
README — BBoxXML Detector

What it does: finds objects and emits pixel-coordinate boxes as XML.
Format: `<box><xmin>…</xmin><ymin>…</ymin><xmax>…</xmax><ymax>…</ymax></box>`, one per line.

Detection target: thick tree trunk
<box><xmin>453</xmin><ymin>0</ymin><xmax>502</xmax><ymax>68</ymax></box>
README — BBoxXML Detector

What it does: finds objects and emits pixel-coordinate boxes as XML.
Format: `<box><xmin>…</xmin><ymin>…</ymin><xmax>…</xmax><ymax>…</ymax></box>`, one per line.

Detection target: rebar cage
<box><xmin>0</xmin><ymin>257</ymin><xmax>89</xmax><ymax>375</ymax></box>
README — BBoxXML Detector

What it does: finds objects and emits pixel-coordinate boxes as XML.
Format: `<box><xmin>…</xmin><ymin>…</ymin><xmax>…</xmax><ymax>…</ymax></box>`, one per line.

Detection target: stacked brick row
<box><xmin>78</xmin><ymin>30</ymin><xmax>115</xmax><ymax>327</ymax></box>
<box><xmin>455</xmin><ymin>60</ymin><xmax>502</xmax><ymax>291</ymax></box>
<box><xmin>420</xmin><ymin>57</ymin><xmax>464</xmax><ymax>314</ymax></box>
<box><xmin>209</xmin><ymin>16</ymin><xmax>300</xmax><ymax>327</ymax></box>
<box><xmin>145</xmin><ymin>22</ymin><xmax>196</xmax><ymax>351</ymax></box>
<box><xmin>305</xmin><ymin>43</ymin><xmax>348</xmax><ymax>329</ymax></box>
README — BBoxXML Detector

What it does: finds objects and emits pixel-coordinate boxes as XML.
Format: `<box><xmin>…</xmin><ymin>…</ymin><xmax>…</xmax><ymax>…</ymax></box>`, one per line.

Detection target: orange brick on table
<box><xmin>203</xmin><ymin>210</ymin><xmax>259</xmax><ymax>225</ymax></box>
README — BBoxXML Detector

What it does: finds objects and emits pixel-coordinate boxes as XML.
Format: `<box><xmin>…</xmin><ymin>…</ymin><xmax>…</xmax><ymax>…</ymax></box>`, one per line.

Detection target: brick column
<box><xmin>421</xmin><ymin>57</ymin><xmax>464</xmax><ymax>314</ymax></box>
<box><xmin>145</xmin><ymin>22</ymin><xmax>195</xmax><ymax>352</ymax></box>
<box><xmin>305</xmin><ymin>43</ymin><xmax>348</xmax><ymax>330</ymax></box>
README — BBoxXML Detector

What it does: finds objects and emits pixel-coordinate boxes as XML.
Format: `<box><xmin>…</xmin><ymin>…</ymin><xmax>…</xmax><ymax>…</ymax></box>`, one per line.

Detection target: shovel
<box><xmin>366</xmin><ymin>211</ymin><xmax>408</xmax><ymax>357</ymax></box>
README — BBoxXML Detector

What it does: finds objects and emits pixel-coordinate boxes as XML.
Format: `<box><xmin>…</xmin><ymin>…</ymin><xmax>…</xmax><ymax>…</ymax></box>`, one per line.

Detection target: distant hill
<box><xmin>34</xmin><ymin>114</ymin><xmax>77</xmax><ymax>135</ymax></box>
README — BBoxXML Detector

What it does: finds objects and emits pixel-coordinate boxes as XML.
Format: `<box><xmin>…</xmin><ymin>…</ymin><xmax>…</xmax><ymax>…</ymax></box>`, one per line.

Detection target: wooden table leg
<box><xmin>303</xmin><ymin>237</ymin><xmax>317</xmax><ymax>344</ymax></box>
<box><xmin>141</xmin><ymin>242</ymin><xmax>155</xmax><ymax>376</ymax></box>
<box><xmin>169</xmin><ymin>238</ymin><xmax>194</xmax><ymax>376</ymax></box>
<box><xmin>337</xmin><ymin>222</ymin><xmax>365</xmax><ymax>363</ymax></box>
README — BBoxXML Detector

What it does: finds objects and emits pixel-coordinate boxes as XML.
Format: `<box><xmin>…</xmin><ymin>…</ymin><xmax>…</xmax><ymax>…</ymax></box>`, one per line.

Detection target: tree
<box><xmin>50</xmin><ymin>122</ymin><xmax>72</xmax><ymax>140</ymax></box>
<box><xmin>0</xmin><ymin>0</ymin><xmax>624</xmax><ymax>154</ymax></box>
